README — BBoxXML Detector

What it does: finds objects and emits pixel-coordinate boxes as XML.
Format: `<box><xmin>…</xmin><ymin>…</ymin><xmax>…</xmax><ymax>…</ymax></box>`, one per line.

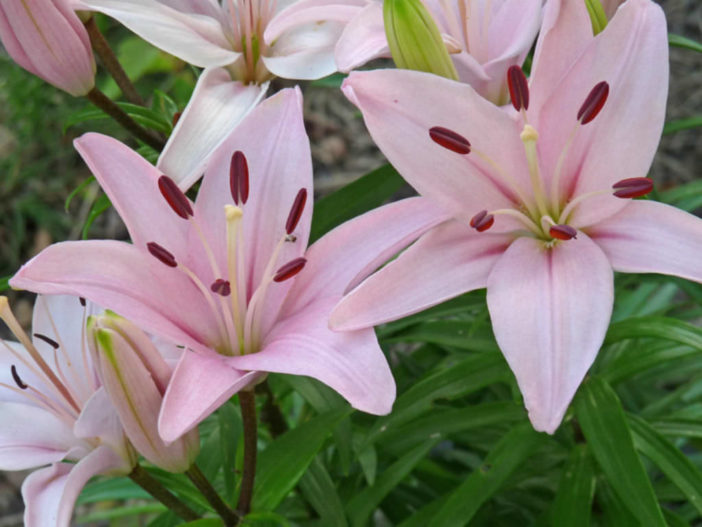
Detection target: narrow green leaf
<box><xmin>81</xmin><ymin>193</ymin><xmax>112</xmax><ymax>239</ymax></box>
<box><xmin>603</xmin><ymin>344</ymin><xmax>699</xmax><ymax>384</ymax></box>
<box><xmin>77</xmin><ymin>503</ymin><xmax>165</xmax><ymax>523</ymax></box>
<box><xmin>596</xmin><ymin>479</ymin><xmax>640</xmax><ymax>527</ymax></box>
<box><xmin>309</xmin><ymin>163</ymin><xmax>406</xmax><ymax>243</ymax></box>
<box><xmin>309</xmin><ymin>73</ymin><xmax>346</xmax><ymax>88</ymax></box>
<box><xmin>64</xmin><ymin>176</ymin><xmax>96</xmax><ymax>212</ymax></box>
<box><xmin>358</xmin><ymin>444</ymin><xmax>378</xmax><ymax>486</ymax></box>
<box><xmin>652</xmin><ymin>418</ymin><xmax>702</xmax><ymax>439</ymax></box>
<box><xmin>348</xmin><ymin>440</ymin><xmax>438</xmax><ymax>527</ymax></box>
<box><xmin>574</xmin><ymin>377</ymin><xmax>665</xmax><ymax>526</ymax></box>
<box><xmin>253</xmin><ymin>408</ymin><xmax>349</xmax><ymax>511</ymax></box>
<box><xmin>65</xmin><ymin>102</ymin><xmax>172</xmax><ymax>134</ymax></box>
<box><xmin>218</xmin><ymin>401</ymin><xmax>242</xmax><ymax>501</ymax></box>
<box><xmin>428</xmin><ymin>423</ymin><xmax>542</xmax><ymax>526</ymax></box>
<box><xmin>78</xmin><ymin>477</ymin><xmax>149</xmax><ymax>504</ymax></box>
<box><xmin>669</xmin><ymin>33</ymin><xmax>702</xmax><ymax>53</ymax></box>
<box><xmin>605</xmin><ymin>316</ymin><xmax>702</xmax><ymax>350</ymax></box>
<box><xmin>664</xmin><ymin>116</ymin><xmax>702</xmax><ymax>135</ymax></box>
<box><xmin>550</xmin><ymin>446</ymin><xmax>595</xmax><ymax>527</ymax></box>
<box><xmin>181</xmin><ymin>520</ymin><xmax>224</xmax><ymax>527</ymax></box>
<box><xmin>299</xmin><ymin>456</ymin><xmax>348</xmax><ymax>527</ymax></box>
<box><xmin>384</xmin><ymin>320</ymin><xmax>498</xmax><ymax>351</ymax></box>
<box><xmin>628</xmin><ymin>414</ymin><xmax>702</xmax><ymax>515</ymax></box>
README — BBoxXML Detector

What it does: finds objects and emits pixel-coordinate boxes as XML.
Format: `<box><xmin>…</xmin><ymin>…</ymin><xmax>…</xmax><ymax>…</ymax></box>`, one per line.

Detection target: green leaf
<box><xmin>347</xmin><ymin>440</ymin><xmax>438</xmax><ymax>527</ymax></box>
<box><xmin>384</xmin><ymin>320</ymin><xmax>498</xmax><ymax>352</ymax></box>
<box><xmin>628</xmin><ymin>414</ymin><xmax>702</xmax><ymax>515</ymax></box>
<box><xmin>309</xmin><ymin>73</ymin><xmax>346</xmax><ymax>88</ymax></box>
<box><xmin>78</xmin><ymin>477</ymin><xmax>149</xmax><ymax>504</ymax></box>
<box><xmin>65</xmin><ymin>102</ymin><xmax>172</xmax><ymax>134</ymax></box>
<box><xmin>663</xmin><ymin>116</ymin><xmax>702</xmax><ymax>135</ymax></box>
<box><xmin>0</xmin><ymin>275</ymin><xmax>10</xmax><ymax>293</ymax></box>
<box><xmin>574</xmin><ymin>377</ymin><xmax>665</xmax><ymax>526</ymax></box>
<box><xmin>181</xmin><ymin>520</ymin><xmax>224</xmax><ymax>527</ymax></box>
<box><xmin>219</xmin><ymin>401</ymin><xmax>242</xmax><ymax>501</ymax></box>
<box><xmin>309</xmin><ymin>163</ymin><xmax>406</xmax><ymax>243</ymax></box>
<box><xmin>669</xmin><ymin>33</ymin><xmax>702</xmax><ymax>53</ymax></box>
<box><xmin>299</xmin><ymin>456</ymin><xmax>348</xmax><ymax>527</ymax></box>
<box><xmin>64</xmin><ymin>176</ymin><xmax>96</xmax><ymax>212</ymax></box>
<box><xmin>652</xmin><ymin>418</ymin><xmax>702</xmax><ymax>439</ymax></box>
<box><xmin>81</xmin><ymin>193</ymin><xmax>112</xmax><ymax>239</ymax></box>
<box><xmin>253</xmin><ymin>408</ymin><xmax>349</xmax><ymax>511</ymax></box>
<box><xmin>77</xmin><ymin>504</ymin><xmax>165</xmax><ymax>523</ymax></box>
<box><xmin>427</xmin><ymin>423</ymin><xmax>543</xmax><ymax>526</ymax></box>
<box><xmin>605</xmin><ymin>316</ymin><xmax>702</xmax><ymax>351</ymax></box>
<box><xmin>550</xmin><ymin>446</ymin><xmax>595</xmax><ymax>527</ymax></box>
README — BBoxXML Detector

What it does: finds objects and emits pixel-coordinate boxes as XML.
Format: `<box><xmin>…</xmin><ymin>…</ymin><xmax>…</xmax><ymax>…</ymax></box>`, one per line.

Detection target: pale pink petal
<box><xmin>74</xmin><ymin>133</ymin><xmax>190</xmax><ymax>256</ymax></box>
<box><xmin>0</xmin><ymin>341</ymin><xmax>48</xmax><ymax>405</ymax></box>
<box><xmin>537</xmin><ymin>0</ymin><xmax>668</xmax><ymax>226</ymax></box>
<box><xmin>0</xmin><ymin>0</ymin><xmax>95</xmax><ymax>96</ymax></box>
<box><xmin>0</xmin><ymin>403</ymin><xmax>79</xmax><ymax>470</ymax></box>
<box><xmin>22</xmin><ymin>446</ymin><xmax>129</xmax><ymax>527</ymax></box>
<box><xmin>157</xmin><ymin>69</ymin><xmax>268</xmax><ymax>190</ymax></box>
<box><xmin>331</xmin><ymin>220</ymin><xmax>511</xmax><ymax>331</ymax></box>
<box><xmin>159</xmin><ymin>350</ymin><xmax>263</xmax><ymax>442</ymax></box>
<box><xmin>334</xmin><ymin>2</ymin><xmax>388</xmax><ymax>72</ymax></box>
<box><xmin>263</xmin><ymin>25</ymin><xmax>342</xmax><ymax>80</ymax></box>
<box><xmin>265</xmin><ymin>0</ymin><xmax>364</xmax><ymax>43</ymax></box>
<box><xmin>283</xmin><ymin>197</ymin><xmax>450</xmax><ymax>317</ymax></box>
<box><xmin>589</xmin><ymin>200</ymin><xmax>702</xmax><ymax>283</ymax></box>
<box><xmin>158</xmin><ymin>0</ymin><xmax>223</xmax><ymax>18</ymax></box>
<box><xmin>11</xmin><ymin>241</ymin><xmax>218</xmax><ymax>352</ymax></box>
<box><xmin>602</xmin><ymin>0</ymin><xmax>625</xmax><ymax>20</ymax></box>
<box><xmin>342</xmin><ymin>69</ymin><xmax>532</xmax><ymax>219</ymax></box>
<box><xmin>486</xmin><ymin>234</ymin><xmax>614</xmax><ymax>434</ymax></box>
<box><xmin>80</xmin><ymin>0</ymin><xmax>238</xmax><ymax>67</ymax></box>
<box><xmin>229</xmin><ymin>298</ymin><xmax>395</xmax><ymax>415</ymax></box>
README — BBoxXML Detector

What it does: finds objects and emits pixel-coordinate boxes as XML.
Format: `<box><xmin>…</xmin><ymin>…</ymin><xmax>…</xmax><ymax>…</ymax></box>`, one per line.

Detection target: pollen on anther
<box><xmin>147</xmin><ymin>242</ymin><xmax>178</xmax><ymax>268</ymax></box>
<box><xmin>429</xmin><ymin>127</ymin><xmax>471</xmax><ymax>154</ymax></box>
<box><xmin>612</xmin><ymin>177</ymin><xmax>653</xmax><ymax>199</ymax></box>
<box><xmin>34</xmin><ymin>333</ymin><xmax>59</xmax><ymax>349</ymax></box>
<box><xmin>211</xmin><ymin>279</ymin><xmax>231</xmax><ymax>297</ymax></box>
<box><xmin>286</xmin><ymin>189</ymin><xmax>307</xmax><ymax>235</ymax></box>
<box><xmin>230</xmin><ymin>151</ymin><xmax>250</xmax><ymax>205</ymax></box>
<box><xmin>158</xmin><ymin>175</ymin><xmax>193</xmax><ymax>219</ymax></box>
<box><xmin>549</xmin><ymin>224</ymin><xmax>578</xmax><ymax>240</ymax></box>
<box><xmin>577</xmin><ymin>81</ymin><xmax>609</xmax><ymax>125</ymax></box>
<box><xmin>507</xmin><ymin>65</ymin><xmax>529</xmax><ymax>111</ymax></box>
<box><xmin>11</xmin><ymin>365</ymin><xmax>27</xmax><ymax>390</ymax></box>
<box><xmin>274</xmin><ymin>257</ymin><xmax>307</xmax><ymax>282</ymax></box>
<box><xmin>469</xmin><ymin>210</ymin><xmax>495</xmax><ymax>232</ymax></box>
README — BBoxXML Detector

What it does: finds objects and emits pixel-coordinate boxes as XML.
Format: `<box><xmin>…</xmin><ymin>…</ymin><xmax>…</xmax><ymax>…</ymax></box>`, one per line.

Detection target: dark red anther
<box><xmin>507</xmin><ymin>65</ymin><xmax>530</xmax><ymax>111</ymax></box>
<box><xmin>11</xmin><ymin>365</ymin><xmax>27</xmax><ymax>390</ymax></box>
<box><xmin>273</xmin><ymin>257</ymin><xmax>307</xmax><ymax>283</ymax></box>
<box><xmin>158</xmin><ymin>175</ymin><xmax>193</xmax><ymax>219</ymax></box>
<box><xmin>210</xmin><ymin>279</ymin><xmax>231</xmax><ymax>296</ymax></box>
<box><xmin>230</xmin><ymin>151</ymin><xmax>250</xmax><ymax>205</ymax></box>
<box><xmin>577</xmin><ymin>81</ymin><xmax>609</xmax><ymax>125</ymax></box>
<box><xmin>147</xmin><ymin>242</ymin><xmax>177</xmax><ymax>268</ymax></box>
<box><xmin>34</xmin><ymin>333</ymin><xmax>59</xmax><ymax>349</ymax></box>
<box><xmin>286</xmin><ymin>188</ymin><xmax>308</xmax><ymax>235</ymax></box>
<box><xmin>549</xmin><ymin>224</ymin><xmax>578</xmax><ymax>240</ymax></box>
<box><xmin>469</xmin><ymin>210</ymin><xmax>495</xmax><ymax>232</ymax></box>
<box><xmin>612</xmin><ymin>177</ymin><xmax>653</xmax><ymax>199</ymax></box>
<box><xmin>79</xmin><ymin>297</ymin><xmax>86</xmax><ymax>307</ymax></box>
<box><xmin>429</xmin><ymin>126</ymin><xmax>471</xmax><ymax>154</ymax></box>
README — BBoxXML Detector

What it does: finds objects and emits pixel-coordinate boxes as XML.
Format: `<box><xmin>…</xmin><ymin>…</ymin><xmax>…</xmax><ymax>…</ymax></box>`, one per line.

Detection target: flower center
<box><xmin>226</xmin><ymin>0</ymin><xmax>277</xmax><ymax>84</ymax></box>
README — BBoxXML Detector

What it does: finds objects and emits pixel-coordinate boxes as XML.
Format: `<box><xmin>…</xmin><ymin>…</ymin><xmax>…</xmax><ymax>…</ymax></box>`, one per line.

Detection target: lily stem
<box><xmin>257</xmin><ymin>379</ymin><xmax>288</xmax><ymax>438</ymax></box>
<box><xmin>237</xmin><ymin>389</ymin><xmax>258</xmax><ymax>517</ymax></box>
<box><xmin>186</xmin><ymin>465</ymin><xmax>240</xmax><ymax>527</ymax></box>
<box><xmin>85</xmin><ymin>87</ymin><xmax>166</xmax><ymax>151</ymax></box>
<box><xmin>84</xmin><ymin>17</ymin><xmax>145</xmax><ymax>106</ymax></box>
<box><xmin>129</xmin><ymin>464</ymin><xmax>200</xmax><ymax>522</ymax></box>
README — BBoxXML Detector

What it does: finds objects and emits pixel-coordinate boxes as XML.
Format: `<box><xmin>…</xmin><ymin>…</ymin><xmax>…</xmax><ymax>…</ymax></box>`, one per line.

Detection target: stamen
<box><xmin>211</xmin><ymin>279</ymin><xmax>232</xmax><ymax>297</ymax></box>
<box><xmin>230</xmin><ymin>151</ymin><xmax>250</xmax><ymax>205</ymax></box>
<box><xmin>549</xmin><ymin>224</ymin><xmax>577</xmax><ymax>240</ymax></box>
<box><xmin>286</xmin><ymin>188</ymin><xmax>307</xmax><ymax>235</ymax></box>
<box><xmin>34</xmin><ymin>333</ymin><xmax>59</xmax><ymax>349</ymax></box>
<box><xmin>11</xmin><ymin>365</ymin><xmax>27</xmax><ymax>390</ymax></box>
<box><xmin>147</xmin><ymin>242</ymin><xmax>177</xmax><ymax>268</ymax></box>
<box><xmin>429</xmin><ymin>126</ymin><xmax>471</xmax><ymax>154</ymax></box>
<box><xmin>469</xmin><ymin>210</ymin><xmax>495</xmax><ymax>232</ymax></box>
<box><xmin>158</xmin><ymin>175</ymin><xmax>193</xmax><ymax>219</ymax></box>
<box><xmin>273</xmin><ymin>257</ymin><xmax>307</xmax><ymax>283</ymax></box>
<box><xmin>612</xmin><ymin>177</ymin><xmax>653</xmax><ymax>199</ymax></box>
<box><xmin>577</xmin><ymin>81</ymin><xmax>609</xmax><ymax>125</ymax></box>
<box><xmin>507</xmin><ymin>65</ymin><xmax>529</xmax><ymax>111</ymax></box>
<box><xmin>79</xmin><ymin>297</ymin><xmax>86</xmax><ymax>307</ymax></box>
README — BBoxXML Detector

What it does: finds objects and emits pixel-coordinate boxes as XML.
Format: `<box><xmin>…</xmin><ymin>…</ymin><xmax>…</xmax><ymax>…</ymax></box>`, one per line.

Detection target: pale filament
<box><xmin>520</xmin><ymin>124</ymin><xmax>551</xmax><ymax>220</ymax></box>
<box><xmin>549</xmin><ymin>122</ymin><xmax>580</xmax><ymax>209</ymax></box>
<box><xmin>0</xmin><ymin>381</ymin><xmax>77</xmax><ymax>423</ymax></box>
<box><xmin>557</xmin><ymin>189</ymin><xmax>613</xmax><ymax>225</ymax></box>
<box><xmin>490</xmin><ymin>208</ymin><xmax>541</xmax><ymax>235</ymax></box>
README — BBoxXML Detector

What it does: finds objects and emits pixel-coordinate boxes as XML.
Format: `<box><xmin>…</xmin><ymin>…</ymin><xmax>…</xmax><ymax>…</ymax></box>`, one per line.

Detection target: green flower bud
<box><xmin>585</xmin><ymin>0</ymin><xmax>609</xmax><ymax>35</ymax></box>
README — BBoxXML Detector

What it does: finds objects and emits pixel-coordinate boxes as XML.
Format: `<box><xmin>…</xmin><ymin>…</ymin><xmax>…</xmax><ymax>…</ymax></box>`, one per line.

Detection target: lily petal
<box><xmin>158</xmin><ymin>69</ymin><xmax>268</xmax><ymax>190</ymax></box>
<box><xmin>81</xmin><ymin>0</ymin><xmax>238</xmax><ymax>67</ymax></box>
<box><xmin>265</xmin><ymin>0</ymin><xmax>363</xmax><ymax>43</ymax></box>
<box><xmin>331</xmin><ymin>220</ymin><xmax>511</xmax><ymax>331</ymax></box>
<box><xmin>334</xmin><ymin>2</ymin><xmax>388</xmax><ymax>72</ymax></box>
<box><xmin>22</xmin><ymin>446</ymin><xmax>130</xmax><ymax>527</ymax></box>
<box><xmin>589</xmin><ymin>200</ymin><xmax>702</xmax><ymax>283</ymax></box>
<box><xmin>159</xmin><ymin>350</ymin><xmax>263</xmax><ymax>442</ymax></box>
<box><xmin>342</xmin><ymin>69</ymin><xmax>531</xmax><ymax>219</ymax></box>
<box><xmin>230</xmin><ymin>298</ymin><xmax>395</xmax><ymax>415</ymax></box>
<box><xmin>486</xmin><ymin>234</ymin><xmax>614</xmax><ymax>434</ymax></box>
<box><xmin>11</xmin><ymin>241</ymin><xmax>217</xmax><ymax>352</ymax></box>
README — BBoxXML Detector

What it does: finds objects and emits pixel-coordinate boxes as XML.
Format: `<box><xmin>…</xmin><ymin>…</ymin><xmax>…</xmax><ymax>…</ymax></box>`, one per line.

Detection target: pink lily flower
<box><xmin>330</xmin><ymin>0</ymin><xmax>701</xmax><ymax>434</ymax></box>
<box><xmin>335</xmin><ymin>0</ymin><xmax>543</xmax><ymax>104</ymax></box>
<box><xmin>0</xmin><ymin>0</ymin><xmax>95</xmax><ymax>96</ymax></box>
<box><xmin>11</xmin><ymin>87</ymin><xmax>448</xmax><ymax>442</ymax></box>
<box><xmin>80</xmin><ymin>0</ymin><xmax>368</xmax><ymax>189</ymax></box>
<box><xmin>0</xmin><ymin>295</ymin><xmax>135</xmax><ymax>527</ymax></box>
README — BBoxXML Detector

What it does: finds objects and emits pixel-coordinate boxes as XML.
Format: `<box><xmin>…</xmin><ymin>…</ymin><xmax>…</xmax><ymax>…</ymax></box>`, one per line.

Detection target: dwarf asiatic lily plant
<box><xmin>331</xmin><ymin>0</ymin><xmax>702</xmax><ymax>433</ymax></box>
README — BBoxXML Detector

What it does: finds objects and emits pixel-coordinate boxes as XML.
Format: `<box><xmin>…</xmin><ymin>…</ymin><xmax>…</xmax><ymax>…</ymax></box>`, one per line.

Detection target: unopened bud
<box><xmin>585</xmin><ymin>0</ymin><xmax>609</xmax><ymax>35</ymax></box>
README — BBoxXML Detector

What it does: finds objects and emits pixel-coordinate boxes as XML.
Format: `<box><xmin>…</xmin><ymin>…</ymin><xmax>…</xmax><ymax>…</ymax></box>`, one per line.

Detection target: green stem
<box><xmin>186</xmin><ymin>465</ymin><xmax>239</xmax><ymax>527</ymax></box>
<box><xmin>84</xmin><ymin>17</ymin><xmax>145</xmax><ymax>106</ymax></box>
<box><xmin>85</xmin><ymin>87</ymin><xmax>165</xmax><ymax>151</ymax></box>
<box><xmin>257</xmin><ymin>379</ymin><xmax>288</xmax><ymax>438</ymax></box>
<box><xmin>237</xmin><ymin>390</ymin><xmax>258</xmax><ymax>517</ymax></box>
<box><xmin>129</xmin><ymin>465</ymin><xmax>199</xmax><ymax>522</ymax></box>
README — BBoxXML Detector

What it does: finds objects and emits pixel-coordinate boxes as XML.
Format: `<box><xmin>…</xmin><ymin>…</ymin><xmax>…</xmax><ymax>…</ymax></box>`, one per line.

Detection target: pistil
<box><xmin>520</xmin><ymin>124</ymin><xmax>550</xmax><ymax>219</ymax></box>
